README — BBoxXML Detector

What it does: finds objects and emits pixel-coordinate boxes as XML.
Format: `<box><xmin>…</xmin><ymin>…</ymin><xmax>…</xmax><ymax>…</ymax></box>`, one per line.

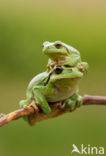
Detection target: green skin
<box><xmin>19</xmin><ymin>66</ymin><xmax>86</xmax><ymax>114</ymax></box>
<box><xmin>43</xmin><ymin>41</ymin><xmax>82</xmax><ymax>68</ymax></box>
<box><xmin>19</xmin><ymin>41</ymin><xmax>88</xmax><ymax>114</ymax></box>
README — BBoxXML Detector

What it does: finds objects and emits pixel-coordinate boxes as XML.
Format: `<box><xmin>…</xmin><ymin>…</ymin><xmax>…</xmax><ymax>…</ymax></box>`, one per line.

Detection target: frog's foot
<box><xmin>77</xmin><ymin>95</ymin><xmax>83</xmax><ymax>107</ymax></box>
<box><xmin>19</xmin><ymin>100</ymin><xmax>29</xmax><ymax>122</ymax></box>
<box><xmin>19</xmin><ymin>99</ymin><xmax>29</xmax><ymax>109</ymax></box>
<box><xmin>65</xmin><ymin>93</ymin><xmax>83</xmax><ymax>109</ymax></box>
<box><xmin>30</xmin><ymin>101</ymin><xmax>38</xmax><ymax>110</ymax></box>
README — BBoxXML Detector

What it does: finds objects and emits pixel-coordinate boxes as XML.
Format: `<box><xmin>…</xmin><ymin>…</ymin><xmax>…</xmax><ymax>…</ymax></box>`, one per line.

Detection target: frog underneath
<box><xmin>19</xmin><ymin>65</ymin><xmax>87</xmax><ymax>114</ymax></box>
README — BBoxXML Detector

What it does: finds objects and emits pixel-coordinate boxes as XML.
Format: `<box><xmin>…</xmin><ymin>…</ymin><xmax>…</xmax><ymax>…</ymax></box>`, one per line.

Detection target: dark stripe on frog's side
<box><xmin>44</xmin><ymin>72</ymin><xmax>53</xmax><ymax>86</ymax></box>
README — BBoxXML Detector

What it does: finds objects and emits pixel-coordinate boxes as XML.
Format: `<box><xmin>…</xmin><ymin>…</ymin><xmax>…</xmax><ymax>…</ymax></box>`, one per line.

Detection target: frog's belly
<box><xmin>45</xmin><ymin>87</ymin><xmax>77</xmax><ymax>102</ymax></box>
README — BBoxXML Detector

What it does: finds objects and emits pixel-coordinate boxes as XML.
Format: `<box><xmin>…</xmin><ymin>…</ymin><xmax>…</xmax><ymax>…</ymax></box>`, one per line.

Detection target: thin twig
<box><xmin>0</xmin><ymin>95</ymin><xmax>106</xmax><ymax>127</ymax></box>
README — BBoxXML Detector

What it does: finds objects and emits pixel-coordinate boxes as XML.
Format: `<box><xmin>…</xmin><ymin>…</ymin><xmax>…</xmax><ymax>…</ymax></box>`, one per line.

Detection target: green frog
<box><xmin>19</xmin><ymin>41</ymin><xmax>88</xmax><ymax>115</ymax></box>
<box><xmin>19</xmin><ymin>66</ymin><xmax>88</xmax><ymax>114</ymax></box>
<box><xmin>43</xmin><ymin>41</ymin><xmax>85</xmax><ymax>70</ymax></box>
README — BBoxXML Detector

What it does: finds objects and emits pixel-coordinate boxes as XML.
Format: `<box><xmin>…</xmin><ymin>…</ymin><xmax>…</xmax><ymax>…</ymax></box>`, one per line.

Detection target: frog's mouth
<box><xmin>43</xmin><ymin>46</ymin><xmax>70</xmax><ymax>59</ymax></box>
<box><xmin>55</xmin><ymin>76</ymin><xmax>82</xmax><ymax>81</ymax></box>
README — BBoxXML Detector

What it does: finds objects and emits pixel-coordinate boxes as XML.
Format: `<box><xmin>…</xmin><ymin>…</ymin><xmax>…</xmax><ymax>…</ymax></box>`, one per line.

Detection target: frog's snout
<box><xmin>42</xmin><ymin>45</ymin><xmax>51</xmax><ymax>54</ymax></box>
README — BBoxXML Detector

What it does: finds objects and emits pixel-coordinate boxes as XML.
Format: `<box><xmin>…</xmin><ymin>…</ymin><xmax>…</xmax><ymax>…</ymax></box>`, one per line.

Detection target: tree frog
<box><xmin>43</xmin><ymin>41</ymin><xmax>82</xmax><ymax>70</ymax></box>
<box><xmin>19</xmin><ymin>63</ymin><xmax>88</xmax><ymax>114</ymax></box>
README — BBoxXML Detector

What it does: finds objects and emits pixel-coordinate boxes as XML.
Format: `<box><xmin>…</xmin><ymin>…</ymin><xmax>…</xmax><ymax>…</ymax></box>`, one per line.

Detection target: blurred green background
<box><xmin>0</xmin><ymin>0</ymin><xmax>106</xmax><ymax>156</ymax></box>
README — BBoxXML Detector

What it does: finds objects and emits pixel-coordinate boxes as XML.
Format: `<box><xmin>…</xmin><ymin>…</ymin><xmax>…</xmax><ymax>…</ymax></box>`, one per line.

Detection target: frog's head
<box><xmin>51</xmin><ymin>65</ymin><xmax>84</xmax><ymax>85</ymax></box>
<box><xmin>42</xmin><ymin>41</ymin><xmax>71</xmax><ymax>61</ymax></box>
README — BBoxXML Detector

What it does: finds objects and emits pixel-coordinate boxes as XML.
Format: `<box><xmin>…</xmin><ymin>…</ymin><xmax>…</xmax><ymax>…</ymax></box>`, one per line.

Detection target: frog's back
<box><xmin>63</xmin><ymin>42</ymin><xmax>80</xmax><ymax>56</ymax></box>
<box><xmin>26</xmin><ymin>71</ymin><xmax>49</xmax><ymax>98</ymax></box>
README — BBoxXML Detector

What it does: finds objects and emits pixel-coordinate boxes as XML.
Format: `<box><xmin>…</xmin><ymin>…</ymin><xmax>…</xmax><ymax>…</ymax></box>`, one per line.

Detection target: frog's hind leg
<box><xmin>65</xmin><ymin>93</ymin><xmax>83</xmax><ymax>109</ymax></box>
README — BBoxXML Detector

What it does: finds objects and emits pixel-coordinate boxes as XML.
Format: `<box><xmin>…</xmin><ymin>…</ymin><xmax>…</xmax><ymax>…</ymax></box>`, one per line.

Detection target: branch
<box><xmin>0</xmin><ymin>95</ymin><xmax>106</xmax><ymax>127</ymax></box>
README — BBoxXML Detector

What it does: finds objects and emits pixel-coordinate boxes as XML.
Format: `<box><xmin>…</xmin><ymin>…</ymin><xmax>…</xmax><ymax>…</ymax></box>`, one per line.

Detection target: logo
<box><xmin>71</xmin><ymin>144</ymin><xmax>104</xmax><ymax>155</ymax></box>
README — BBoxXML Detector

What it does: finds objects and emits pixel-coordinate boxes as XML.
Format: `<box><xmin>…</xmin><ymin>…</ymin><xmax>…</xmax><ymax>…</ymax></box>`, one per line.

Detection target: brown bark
<box><xmin>0</xmin><ymin>95</ymin><xmax>106</xmax><ymax>127</ymax></box>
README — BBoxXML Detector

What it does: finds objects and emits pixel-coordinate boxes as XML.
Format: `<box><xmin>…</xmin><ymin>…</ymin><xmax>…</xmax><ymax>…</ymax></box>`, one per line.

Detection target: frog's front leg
<box><xmin>65</xmin><ymin>93</ymin><xmax>83</xmax><ymax>109</ymax></box>
<box><xmin>32</xmin><ymin>87</ymin><xmax>51</xmax><ymax>114</ymax></box>
<box><xmin>64</xmin><ymin>56</ymin><xmax>80</xmax><ymax>67</ymax></box>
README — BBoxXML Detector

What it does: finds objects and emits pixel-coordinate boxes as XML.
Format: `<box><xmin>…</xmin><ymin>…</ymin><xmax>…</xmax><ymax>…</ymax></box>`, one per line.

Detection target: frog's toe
<box><xmin>19</xmin><ymin>100</ymin><xmax>29</xmax><ymax>122</ymax></box>
<box><xmin>30</xmin><ymin>101</ymin><xmax>38</xmax><ymax>110</ymax></box>
<box><xmin>65</xmin><ymin>98</ymin><xmax>76</xmax><ymax>109</ymax></box>
<box><xmin>65</xmin><ymin>94</ymin><xmax>77</xmax><ymax>109</ymax></box>
<box><xmin>43</xmin><ymin>106</ymin><xmax>51</xmax><ymax>114</ymax></box>
<box><xmin>77</xmin><ymin>95</ymin><xmax>83</xmax><ymax>107</ymax></box>
<box><xmin>30</xmin><ymin>101</ymin><xmax>51</xmax><ymax>114</ymax></box>
<box><xmin>19</xmin><ymin>100</ymin><xmax>28</xmax><ymax>108</ymax></box>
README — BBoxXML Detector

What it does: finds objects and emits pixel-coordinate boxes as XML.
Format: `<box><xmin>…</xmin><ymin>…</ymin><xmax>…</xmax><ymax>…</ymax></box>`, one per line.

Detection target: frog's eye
<box><xmin>54</xmin><ymin>67</ymin><xmax>63</xmax><ymax>74</ymax></box>
<box><xmin>55</xmin><ymin>43</ymin><xmax>62</xmax><ymax>49</ymax></box>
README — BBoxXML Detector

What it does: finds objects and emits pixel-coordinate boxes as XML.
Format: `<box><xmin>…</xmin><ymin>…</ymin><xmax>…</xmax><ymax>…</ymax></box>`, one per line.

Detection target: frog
<box><xmin>19</xmin><ymin>63</ymin><xmax>88</xmax><ymax>115</ymax></box>
<box><xmin>42</xmin><ymin>41</ymin><xmax>83</xmax><ymax>70</ymax></box>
